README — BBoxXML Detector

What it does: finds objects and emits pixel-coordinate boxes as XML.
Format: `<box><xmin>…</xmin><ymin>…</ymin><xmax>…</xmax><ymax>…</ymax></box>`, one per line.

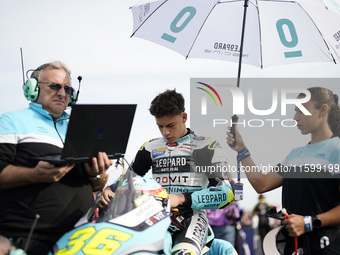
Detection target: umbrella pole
<box><xmin>236</xmin><ymin>0</ymin><xmax>249</xmax><ymax>89</ymax></box>
<box><xmin>232</xmin><ymin>0</ymin><xmax>249</xmax><ymax>195</ymax></box>
<box><xmin>230</xmin><ymin>0</ymin><xmax>249</xmax><ymax>147</ymax></box>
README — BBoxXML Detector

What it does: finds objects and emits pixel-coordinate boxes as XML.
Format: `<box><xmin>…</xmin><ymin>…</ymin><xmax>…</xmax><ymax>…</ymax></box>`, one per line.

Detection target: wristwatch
<box><xmin>312</xmin><ymin>216</ymin><xmax>322</xmax><ymax>229</ymax></box>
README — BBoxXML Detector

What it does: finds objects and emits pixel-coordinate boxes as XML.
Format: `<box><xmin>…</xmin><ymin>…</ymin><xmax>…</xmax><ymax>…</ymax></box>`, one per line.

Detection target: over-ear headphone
<box><xmin>22</xmin><ymin>64</ymin><xmax>78</xmax><ymax>106</ymax></box>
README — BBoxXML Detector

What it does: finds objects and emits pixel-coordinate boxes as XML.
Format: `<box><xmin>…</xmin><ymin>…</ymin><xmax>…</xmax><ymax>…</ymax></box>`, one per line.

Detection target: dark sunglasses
<box><xmin>38</xmin><ymin>82</ymin><xmax>72</xmax><ymax>96</ymax></box>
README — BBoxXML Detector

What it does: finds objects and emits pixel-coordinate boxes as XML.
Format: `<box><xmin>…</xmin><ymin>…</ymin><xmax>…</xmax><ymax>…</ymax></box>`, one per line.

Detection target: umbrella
<box><xmin>130</xmin><ymin>0</ymin><xmax>340</xmax><ymax>84</ymax></box>
<box><xmin>130</xmin><ymin>0</ymin><xmax>340</xmax><ymax>145</ymax></box>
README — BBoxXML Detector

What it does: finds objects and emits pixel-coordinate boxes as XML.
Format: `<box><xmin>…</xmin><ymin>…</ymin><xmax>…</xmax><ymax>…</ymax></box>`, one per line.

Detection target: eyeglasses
<box><xmin>38</xmin><ymin>82</ymin><xmax>72</xmax><ymax>96</ymax></box>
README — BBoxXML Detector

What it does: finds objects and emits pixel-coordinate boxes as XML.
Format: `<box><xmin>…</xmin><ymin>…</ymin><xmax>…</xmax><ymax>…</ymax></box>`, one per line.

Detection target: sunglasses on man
<box><xmin>38</xmin><ymin>82</ymin><xmax>72</xmax><ymax>96</ymax></box>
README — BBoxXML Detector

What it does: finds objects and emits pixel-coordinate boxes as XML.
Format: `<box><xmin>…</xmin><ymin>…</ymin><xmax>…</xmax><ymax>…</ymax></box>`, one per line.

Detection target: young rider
<box><xmin>102</xmin><ymin>89</ymin><xmax>235</xmax><ymax>255</ymax></box>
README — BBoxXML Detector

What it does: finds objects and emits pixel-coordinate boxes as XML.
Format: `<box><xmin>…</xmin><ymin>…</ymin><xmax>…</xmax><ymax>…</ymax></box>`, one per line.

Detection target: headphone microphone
<box><xmin>72</xmin><ymin>76</ymin><xmax>82</xmax><ymax>105</ymax></box>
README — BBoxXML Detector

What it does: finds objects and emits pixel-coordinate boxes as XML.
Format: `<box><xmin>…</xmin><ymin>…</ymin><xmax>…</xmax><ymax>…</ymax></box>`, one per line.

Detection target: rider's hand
<box><xmin>168</xmin><ymin>193</ymin><xmax>185</xmax><ymax>208</ymax></box>
<box><xmin>99</xmin><ymin>187</ymin><xmax>115</xmax><ymax>208</ymax></box>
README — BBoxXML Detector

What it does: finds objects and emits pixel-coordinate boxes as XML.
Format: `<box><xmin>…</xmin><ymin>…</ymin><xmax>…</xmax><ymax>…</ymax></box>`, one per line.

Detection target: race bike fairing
<box><xmin>49</xmin><ymin>169</ymin><xmax>172</xmax><ymax>255</ymax></box>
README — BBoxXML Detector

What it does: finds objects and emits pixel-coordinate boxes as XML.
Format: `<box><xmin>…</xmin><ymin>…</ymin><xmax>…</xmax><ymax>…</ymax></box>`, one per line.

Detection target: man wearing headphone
<box><xmin>0</xmin><ymin>61</ymin><xmax>112</xmax><ymax>254</ymax></box>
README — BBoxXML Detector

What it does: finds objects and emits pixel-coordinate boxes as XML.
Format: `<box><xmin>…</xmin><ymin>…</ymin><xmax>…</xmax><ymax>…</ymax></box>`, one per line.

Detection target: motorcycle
<box><xmin>49</xmin><ymin>169</ymin><xmax>172</xmax><ymax>255</ymax></box>
<box><xmin>49</xmin><ymin>168</ymin><xmax>237</xmax><ymax>255</ymax></box>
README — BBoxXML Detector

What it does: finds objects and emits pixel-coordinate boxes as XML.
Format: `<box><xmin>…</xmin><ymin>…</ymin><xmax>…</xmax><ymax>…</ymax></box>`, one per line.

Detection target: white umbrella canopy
<box><xmin>131</xmin><ymin>0</ymin><xmax>340</xmax><ymax>69</ymax></box>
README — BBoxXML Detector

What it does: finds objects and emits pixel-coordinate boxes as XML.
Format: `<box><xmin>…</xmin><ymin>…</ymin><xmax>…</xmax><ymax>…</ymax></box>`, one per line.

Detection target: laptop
<box><xmin>34</xmin><ymin>104</ymin><xmax>136</xmax><ymax>165</ymax></box>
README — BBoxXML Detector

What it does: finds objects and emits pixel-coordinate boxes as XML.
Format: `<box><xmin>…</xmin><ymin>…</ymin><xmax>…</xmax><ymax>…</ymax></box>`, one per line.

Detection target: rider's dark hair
<box><xmin>149</xmin><ymin>89</ymin><xmax>185</xmax><ymax>118</ymax></box>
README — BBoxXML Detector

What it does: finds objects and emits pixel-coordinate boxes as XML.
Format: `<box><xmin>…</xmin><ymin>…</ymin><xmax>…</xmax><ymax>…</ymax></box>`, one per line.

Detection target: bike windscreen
<box><xmin>97</xmin><ymin>169</ymin><xmax>140</xmax><ymax>222</ymax></box>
